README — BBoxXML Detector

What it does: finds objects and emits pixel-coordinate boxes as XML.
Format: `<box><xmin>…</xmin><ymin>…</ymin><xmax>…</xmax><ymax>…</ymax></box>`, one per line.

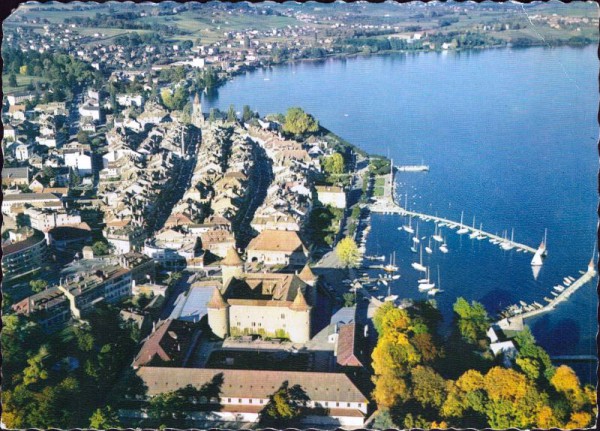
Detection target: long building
<box><xmin>1</xmin><ymin>228</ymin><xmax>49</xmax><ymax>282</ymax></box>
<box><xmin>129</xmin><ymin>366</ymin><xmax>369</xmax><ymax>427</ymax></box>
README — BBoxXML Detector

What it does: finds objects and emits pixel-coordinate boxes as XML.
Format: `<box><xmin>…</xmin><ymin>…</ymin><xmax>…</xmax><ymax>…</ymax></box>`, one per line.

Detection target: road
<box><xmin>145</xmin><ymin>126</ymin><xmax>201</xmax><ymax>234</ymax></box>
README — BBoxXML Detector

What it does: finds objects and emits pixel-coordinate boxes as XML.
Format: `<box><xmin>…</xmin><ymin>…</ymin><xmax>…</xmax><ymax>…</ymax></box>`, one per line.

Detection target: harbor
<box><xmin>367</xmin><ymin>161</ymin><xmax>597</xmax><ymax>343</ymax></box>
<box><xmin>495</xmin><ymin>262</ymin><xmax>597</xmax><ymax>330</ymax></box>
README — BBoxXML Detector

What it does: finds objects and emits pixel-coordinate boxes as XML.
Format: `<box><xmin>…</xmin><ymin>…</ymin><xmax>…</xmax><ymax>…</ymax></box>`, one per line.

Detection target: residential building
<box><xmin>246</xmin><ymin>229</ymin><xmax>308</xmax><ymax>267</ymax></box>
<box><xmin>2</xmin><ymin>167</ymin><xmax>29</xmax><ymax>186</ymax></box>
<box><xmin>316</xmin><ymin>185</ymin><xmax>346</xmax><ymax>209</ymax></box>
<box><xmin>1</xmin><ymin>228</ymin><xmax>49</xmax><ymax>282</ymax></box>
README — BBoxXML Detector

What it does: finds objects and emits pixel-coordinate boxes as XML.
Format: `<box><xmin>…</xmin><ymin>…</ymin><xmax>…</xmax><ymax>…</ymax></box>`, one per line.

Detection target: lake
<box><xmin>204</xmin><ymin>46</ymin><xmax>598</xmax><ymax>383</ymax></box>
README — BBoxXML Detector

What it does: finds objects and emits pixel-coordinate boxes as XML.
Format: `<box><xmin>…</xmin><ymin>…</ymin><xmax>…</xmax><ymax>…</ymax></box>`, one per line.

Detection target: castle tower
<box><xmin>207</xmin><ymin>288</ymin><xmax>229</xmax><ymax>339</ymax></box>
<box><xmin>288</xmin><ymin>289</ymin><xmax>311</xmax><ymax>343</ymax></box>
<box><xmin>191</xmin><ymin>92</ymin><xmax>204</xmax><ymax>127</ymax></box>
<box><xmin>221</xmin><ymin>246</ymin><xmax>244</xmax><ymax>287</ymax></box>
<box><xmin>297</xmin><ymin>264</ymin><xmax>318</xmax><ymax>305</ymax></box>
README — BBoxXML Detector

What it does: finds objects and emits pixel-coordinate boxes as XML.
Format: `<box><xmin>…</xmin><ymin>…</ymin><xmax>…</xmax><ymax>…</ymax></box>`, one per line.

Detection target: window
<box><xmin>281</xmin><ymin>313</ymin><xmax>285</xmax><ymax>319</ymax></box>
<box><xmin>238</xmin><ymin>399</ymin><xmax>242</xmax><ymax>403</ymax></box>
<box><xmin>347</xmin><ymin>403</ymin><xmax>351</xmax><ymax>407</ymax></box>
<box><xmin>228</xmin><ymin>398</ymin><xmax>231</xmax><ymax>403</ymax></box>
<box><xmin>249</xmin><ymin>399</ymin><xmax>253</xmax><ymax>404</ymax></box>
<box><xmin>336</xmin><ymin>402</ymin><xmax>340</xmax><ymax>407</ymax></box>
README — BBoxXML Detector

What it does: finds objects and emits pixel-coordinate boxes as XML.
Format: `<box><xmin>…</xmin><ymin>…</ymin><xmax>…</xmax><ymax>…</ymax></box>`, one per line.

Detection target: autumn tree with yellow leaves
<box><xmin>370</xmin><ymin>300</ymin><xmax>596</xmax><ymax>429</ymax></box>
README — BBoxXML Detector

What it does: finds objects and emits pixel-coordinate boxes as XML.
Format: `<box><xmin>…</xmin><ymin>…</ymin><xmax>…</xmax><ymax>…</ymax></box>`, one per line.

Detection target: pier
<box><xmin>495</xmin><ymin>265</ymin><xmax>597</xmax><ymax>329</ymax></box>
<box><xmin>370</xmin><ymin>197</ymin><xmax>538</xmax><ymax>254</ymax></box>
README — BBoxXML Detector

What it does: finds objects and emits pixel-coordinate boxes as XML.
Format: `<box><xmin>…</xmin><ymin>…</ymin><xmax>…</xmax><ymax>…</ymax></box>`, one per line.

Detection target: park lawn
<box><xmin>2</xmin><ymin>74</ymin><xmax>48</xmax><ymax>93</ymax></box>
<box><xmin>374</xmin><ymin>177</ymin><xmax>386</xmax><ymax>188</ymax></box>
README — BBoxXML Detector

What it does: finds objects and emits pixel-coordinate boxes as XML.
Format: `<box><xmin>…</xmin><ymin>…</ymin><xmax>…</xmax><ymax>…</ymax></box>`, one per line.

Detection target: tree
<box><xmin>148</xmin><ymin>390</ymin><xmax>188</xmax><ymax>428</ymax></box>
<box><xmin>30</xmin><ymin>279</ymin><xmax>48</xmax><ymax>293</ymax></box>
<box><xmin>259</xmin><ymin>381</ymin><xmax>308</xmax><ymax>427</ymax></box>
<box><xmin>282</xmin><ymin>107</ymin><xmax>319</xmax><ymax>136</ymax></box>
<box><xmin>23</xmin><ymin>346</ymin><xmax>49</xmax><ymax>386</ymax></box>
<box><xmin>89</xmin><ymin>406</ymin><xmax>121</xmax><ymax>429</ymax></box>
<box><xmin>453</xmin><ymin>297</ymin><xmax>490</xmax><ymax>344</ymax></box>
<box><xmin>227</xmin><ymin>104</ymin><xmax>236</xmax><ymax>122</ymax></box>
<box><xmin>410</xmin><ymin>365</ymin><xmax>447</xmax><ymax>409</ymax></box>
<box><xmin>9</xmin><ymin>73</ymin><xmax>17</xmax><ymax>87</ymax></box>
<box><xmin>335</xmin><ymin>237</ymin><xmax>360</xmax><ymax>268</ymax></box>
<box><xmin>209</xmin><ymin>108</ymin><xmax>217</xmax><ymax>123</ymax></box>
<box><xmin>91</xmin><ymin>241</ymin><xmax>109</xmax><ymax>256</ymax></box>
<box><xmin>343</xmin><ymin>292</ymin><xmax>355</xmax><ymax>307</ymax></box>
<box><xmin>242</xmin><ymin>105</ymin><xmax>254</xmax><ymax>122</ymax></box>
<box><xmin>322</xmin><ymin>152</ymin><xmax>345</xmax><ymax>175</ymax></box>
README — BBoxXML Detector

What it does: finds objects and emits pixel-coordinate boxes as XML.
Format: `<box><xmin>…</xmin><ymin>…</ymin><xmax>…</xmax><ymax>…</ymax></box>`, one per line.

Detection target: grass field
<box><xmin>2</xmin><ymin>75</ymin><xmax>48</xmax><ymax>93</ymax></box>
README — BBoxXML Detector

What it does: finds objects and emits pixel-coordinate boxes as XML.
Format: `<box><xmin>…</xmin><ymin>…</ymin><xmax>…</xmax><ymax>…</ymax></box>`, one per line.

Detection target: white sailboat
<box><xmin>468</xmin><ymin>216</ymin><xmax>478</xmax><ymax>239</ymax></box>
<box><xmin>384</xmin><ymin>282</ymin><xmax>398</xmax><ymax>302</ymax></box>
<box><xmin>531</xmin><ymin>229</ymin><xmax>547</xmax><ymax>266</ymax></box>
<box><xmin>457</xmin><ymin>212</ymin><xmax>469</xmax><ymax>234</ymax></box>
<box><xmin>383</xmin><ymin>252</ymin><xmax>399</xmax><ymax>273</ymax></box>
<box><xmin>418</xmin><ymin>267</ymin><xmax>431</xmax><ymax>284</ymax></box>
<box><xmin>500</xmin><ymin>228</ymin><xmax>515</xmax><ymax>250</ymax></box>
<box><xmin>432</xmin><ymin>224</ymin><xmax>443</xmax><ymax>243</ymax></box>
<box><xmin>425</xmin><ymin>237</ymin><xmax>433</xmax><ymax>254</ymax></box>
<box><xmin>427</xmin><ymin>266</ymin><xmax>443</xmax><ymax>296</ymax></box>
<box><xmin>476</xmin><ymin>223</ymin><xmax>486</xmax><ymax>240</ymax></box>
<box><xmin>412</xmin><ymin>222</ymin><xmax>420</xmax><ymax>244</ymax></box>
<box><xmin>411</xmin><ymin>245</ymin><xmax>427</xmax><ymax>272</ymax></box>
<box><xmin>439</xmin><ymin>236</ymin><xmax>449</xmax><ymax>254</ymax></box>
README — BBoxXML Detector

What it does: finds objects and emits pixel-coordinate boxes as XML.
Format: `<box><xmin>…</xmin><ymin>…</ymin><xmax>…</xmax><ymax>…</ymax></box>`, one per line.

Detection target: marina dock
<box><xmin>495</xmin><ymin>265</ymin><xmax>596</xmax><ymax>329</ymax></box>
<box><xmin>371</xmin><ymin>197</ymin><xmax>538</xmax><ymax>254</ymax></box>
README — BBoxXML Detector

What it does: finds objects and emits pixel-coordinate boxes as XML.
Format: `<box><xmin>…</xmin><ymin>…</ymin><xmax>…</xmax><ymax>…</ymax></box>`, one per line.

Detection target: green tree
<box><xmin>148</xmin><ymin>390</ymin><xmax>188</xmax><ymax>428</ymax></box>
<box><xmin>343</xmin><ymin>292</ymin><xmax>355</xmax><ymax>307</ymax></box>
<box><xmin>23</xmin><ymin>346</ymin><xmax>49</xmax><ymax>386</ymax></box>
<box><xmin>282</xmin><ymin>107</ymin><xmax>319</xmax><ymax>136</ymax></box>
<box><xmin>30</xmin><ymin>279</ymin><xmax>48</xmax><ymax>293</ymax></box>
<box><xmin>227</xmin><ymin>104</ymin><xmax>236</xmax><ymax>122</ymax></box>
<box><xmin>242</xmin><ymin>105</ymin><xmax>254</xmax><ymax>122</ymax></box>
<box><xmin>335</xmin><ymin>237</ymin><xmax>360</xmax><ymax>268</ymax></box>
<box><xmin>410</xmin><ymin>365</ymin><xmax>447</xmax><ymax>409</ymax></box>
<box><xmin>322</xmin><ymin>152</ymin><xmax>345</xmax><ymax>175</ymax></box>
<box><xmin>89</xmin><ymin>405</ymin><xmax>121</xmax><ymax>429</ymax></box>
<box><xmin>259</xmin><ymin>381</ymin><xmax>308</xmax><ymax>426</ymax></box>
<box><xmin>9</xmin><ymin>72</ymin><xmax>17</xmax><ymax>87</ymax></box>
<box><xmin>453</xmin><ymin>297</ymin><xmax>490</xmax><ymax>344</ymax></box>
<box><xmin>91</xmin><ymin>240</ymin><xmax>109</xmax><ymax>256</ymax></box>
<box><xmin>209</xmin><ymin>108</ymin><xmax>217</xmax><ymax>123</ymax></box>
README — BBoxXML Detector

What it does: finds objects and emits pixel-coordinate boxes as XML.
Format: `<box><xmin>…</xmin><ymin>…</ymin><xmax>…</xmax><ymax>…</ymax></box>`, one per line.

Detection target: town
<box><xmin>2</xmin><ymin>2</ymin><xmax>597</xmax><ymax>430</ymax></box>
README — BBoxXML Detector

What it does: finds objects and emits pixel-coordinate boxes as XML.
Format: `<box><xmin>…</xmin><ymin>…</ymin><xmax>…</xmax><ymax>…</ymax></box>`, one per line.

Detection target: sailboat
<box><xmin>476</xmin><ymin>223</ymin><xmax>486</xmax><ymax>240</ymax></box>
<box><xmin>468</xmin><ymin>216</ymin><xmax>478</xmax><ymax>239</ymax></box>
<box><xmin>418</xmin><ymin>267</ymin><xmax>431</xmax><ymax>284</ymax></box>
<box><xmin>457</xmin><ymin>211</ymin><xmax>469</xmax><ymax>234</ymax></box>
<box><xmin>427</xmin><ymin>266</ymin><xmax>443</xmax><ymax>296</ymax></box>
<box><xmin>531</xmin><ymin>229</ymin><xmax>547</xmax><ymax>266</ymax></box>
<box><xmin>500</xmin><ymin>228</ymin><xmax>515</xmax><ymax>250</ymax></box>
<box><xmin>402</xmin><ymin>195</ymin><xmax>415</xmax><ymax>233</ymax></box>
<box><xmin>425</xmin><ymin>238</ymin><xmax>433</xmax><ymax>254</ymax></box>
<box><xmin>383</xmin><ymin>252</ymin><xmax>399</xmax><ymax>273</ymax></box>
<box><xmin>419</xmin><ymin>266</ymin><xmax>435</xmax><ymax>291</ymax></box>
<box><xmin>384</xmin><ymin>281</ymin><xmax>398</xmax><ymax>302</ymax></box>
<box><xmin>412</xmin><ymin>222</ymin><xmax>420</xmax><ymax>244</ymax></box>
<box><xmin>411</xmin><ymin>245</ymin><xmax>427</xmax><ymax>272</ymax></box>
<box><xmin>432</xmin><ymin>224</ymin><xmax>443</xmax><ymax>243</ymax></box>
<box><xmin>439</xmin><ymin>236</ymin><xmax>449</xmax><ymax>254</ymax></box>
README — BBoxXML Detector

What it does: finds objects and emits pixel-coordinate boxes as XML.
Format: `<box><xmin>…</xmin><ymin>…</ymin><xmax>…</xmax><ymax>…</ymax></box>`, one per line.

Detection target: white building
<box><xmin>315</xmin><ymin>185</ymin><xmax>346</xmax><ymax>209</ymax></box>
<box><xmin>64</xmin><ymin>151</ymin><xmax>93</xmax><ymax>176</ymax></box>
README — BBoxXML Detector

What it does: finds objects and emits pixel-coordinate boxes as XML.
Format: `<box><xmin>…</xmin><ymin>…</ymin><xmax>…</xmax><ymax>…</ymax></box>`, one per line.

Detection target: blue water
<box><xmin>204</xmin><ymin>46</ymin><xmax>598</xmax><ymax>383</ymax></box>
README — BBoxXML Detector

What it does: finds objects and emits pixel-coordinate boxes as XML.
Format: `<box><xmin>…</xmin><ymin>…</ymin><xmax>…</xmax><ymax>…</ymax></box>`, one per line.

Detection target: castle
<box><xmin>207</xmin><ymin>247</ymin><xmax>317</xmax><ymax>343</ymax></box>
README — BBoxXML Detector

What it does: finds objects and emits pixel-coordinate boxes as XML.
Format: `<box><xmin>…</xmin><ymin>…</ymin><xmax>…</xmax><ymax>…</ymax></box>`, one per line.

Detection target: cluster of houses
<box><xmin>246</xmin><ymin>125</ymin><xmax>321</xmax><ymax>234</ymax></box>
<box><xmin>98</xmin><ymin>100</ymin><xmax>190</xmax><ymax>254</ymax></box>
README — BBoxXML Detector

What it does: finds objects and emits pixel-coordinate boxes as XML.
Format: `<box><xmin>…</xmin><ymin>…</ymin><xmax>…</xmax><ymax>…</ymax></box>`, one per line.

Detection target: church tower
<box><xmin>191</xmin><ymin>92</ymin><xmax>204</xmax><ymax>127</ymax></box>
<box><xmin>220</xmin><ymin>246</ymin><xmax>244</xmax><ymax>287</ymax></box>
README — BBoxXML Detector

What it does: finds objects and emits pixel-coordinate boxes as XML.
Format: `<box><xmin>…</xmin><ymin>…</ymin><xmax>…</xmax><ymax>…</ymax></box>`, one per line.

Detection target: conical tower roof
<box><xmin>290</xmin><ymin>288</ymin><xmax>310</xmax><ymax>311</ymax></box>
<box><xmin>193</xmin><ymin>92</ymin><xmax>201</xmax><ymax>105</ymax></box>
<box><xmin>207</xmin><ymin>288</ymin><xmax>229</xmax><ymax>309</ymax></box>
<box><xmin>298</xmin><ymin>264</ymin><xmax>317</xmax><ymax>282</ymax></box>
<box><xmin>221</xmin><ymin>247</ymin><xmax>243</xmax><ymax>266</ymax></box>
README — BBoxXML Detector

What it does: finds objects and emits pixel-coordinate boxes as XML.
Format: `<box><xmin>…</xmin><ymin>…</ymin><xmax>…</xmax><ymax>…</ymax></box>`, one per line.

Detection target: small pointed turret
<box><xmin>298</xmin><ymin>264</ymin><xmax>317</xmax><ymax>284</ymax></box>
<box><xmin>221</xmin><ymin>247</ymin><xmax>244</xmax><ymax>266</ymax></box>
<box><xmin>207</xmin><ymin>288</ymin><xmax>229</xmax><ymax>309</ymax></box>
<box><xmin>290</xmin><ymin>288</ymin><xmax>310</xmax><ymax>311</ymax></box>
